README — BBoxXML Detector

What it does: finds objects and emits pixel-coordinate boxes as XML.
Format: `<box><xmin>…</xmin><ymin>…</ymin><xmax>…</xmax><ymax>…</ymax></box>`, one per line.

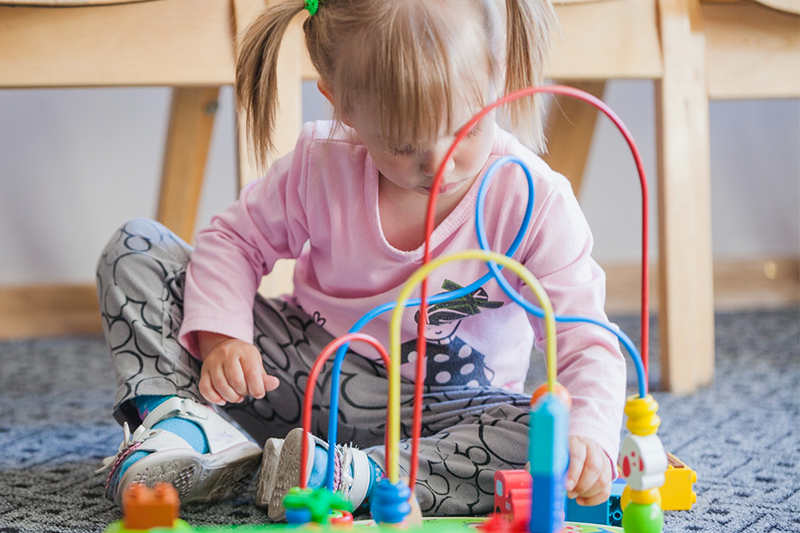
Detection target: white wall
<box><xmin>580</xmin><ymin>81</ymin><xmax>800</xmax><ymax>264</ymax></box>
<box><xmin>0</xmin><ymin>81</ymin><xmax>798</xmax><ymax>285</ymax></box>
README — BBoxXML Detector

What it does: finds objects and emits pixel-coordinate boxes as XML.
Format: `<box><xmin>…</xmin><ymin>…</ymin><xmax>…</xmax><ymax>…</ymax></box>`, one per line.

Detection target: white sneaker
<box><xmin>98</xmin><ymin>397</ymin><xmax>262</xmax><ymax>505</ymax></box>
<box><xmin>255</xmin><ymin>428</ymin><xmax>372</xmax><ymax>521</ymax></box>
<box><xmin>255</xmin><ymin>436</ymin><xmax>284</xmax><ymax>508</ymax></box>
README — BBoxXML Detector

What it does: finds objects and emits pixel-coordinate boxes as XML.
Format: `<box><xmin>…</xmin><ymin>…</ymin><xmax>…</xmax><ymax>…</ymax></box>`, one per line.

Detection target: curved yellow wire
<box><xmin>387</xmin><ymin>249</ymin><xmax>557</xmax><ymax>482</ymax></box>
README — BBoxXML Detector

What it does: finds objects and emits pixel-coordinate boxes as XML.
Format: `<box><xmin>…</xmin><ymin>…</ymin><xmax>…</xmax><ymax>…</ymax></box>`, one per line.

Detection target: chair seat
<box><xmin>703</xmin><ymin>1</ymin><xmax>800</xmax><ymax>99</ymax></box>
<box><xmin>703</xmin><ymin>0</ymin><xmax>800</xmax><ymax>15</ymax></box>
<box><xmin>0</xmin><ymin>0</ymin><xmax>235</xmax><ymax>87</ymax></box>
<box><xmin>756</xmin><ymin>0</ymin><xmax>800</xmax><ymax>14</ymax></box>
<box><xmin>0</xmin><ymin>0</ymin><xmax>154</xmax><ymax>5</ymax></box>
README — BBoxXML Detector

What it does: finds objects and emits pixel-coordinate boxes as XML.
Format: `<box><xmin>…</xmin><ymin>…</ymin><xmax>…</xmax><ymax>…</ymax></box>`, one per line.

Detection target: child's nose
<box><xmin>421</xmin><ymin>145</ymin><xmax>455</xmax><ymax>177</ymax></box>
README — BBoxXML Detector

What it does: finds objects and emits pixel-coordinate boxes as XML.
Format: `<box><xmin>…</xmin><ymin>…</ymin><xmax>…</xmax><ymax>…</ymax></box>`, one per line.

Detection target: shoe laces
<box><xmin>96</xmin><ymin>422</ymin><xmax>162</xmax><ymax>486</ymax></box>
<box><xmin>336</xmin><ymin>444</ymin><xmax>355</xmax><ymax>496</ymax></box>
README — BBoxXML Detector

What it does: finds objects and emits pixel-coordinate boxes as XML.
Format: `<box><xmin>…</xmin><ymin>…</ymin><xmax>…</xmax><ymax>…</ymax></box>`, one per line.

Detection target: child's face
<box><xmin>345</xmin><ymin>87</ymin><xmax>496</xmax><ymax>198</ymax></box>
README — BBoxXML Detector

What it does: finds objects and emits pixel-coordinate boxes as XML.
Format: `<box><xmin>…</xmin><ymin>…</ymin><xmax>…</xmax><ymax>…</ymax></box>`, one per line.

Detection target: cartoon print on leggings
<box><xmin>400</xmin><ymin>280</ymin><xmax>503</xmax><ymax>387</ymax></box>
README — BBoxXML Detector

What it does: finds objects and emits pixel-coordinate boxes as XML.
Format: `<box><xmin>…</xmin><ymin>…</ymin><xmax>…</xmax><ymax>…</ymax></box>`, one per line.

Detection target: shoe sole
<box><xmin>254</xmin><ymin>437</ymin><xmax>283</xmax><ymax>507</ymax></box>
<box><xmin>266</xmin><ymin>429</ymin><xmax>314</xmax><ymax>521</ymax></box>
<box><xmin>116</xmin><ymin>441</ymin><xmax>262</xmax><ymax>505</ymax></box>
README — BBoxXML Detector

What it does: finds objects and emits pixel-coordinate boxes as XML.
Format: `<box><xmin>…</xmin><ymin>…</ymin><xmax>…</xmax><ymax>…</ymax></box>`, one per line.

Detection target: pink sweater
<box><xmin>180</xmin><ymin>121</ymin><xmax>626</xmax><ymax>460</ymax></box>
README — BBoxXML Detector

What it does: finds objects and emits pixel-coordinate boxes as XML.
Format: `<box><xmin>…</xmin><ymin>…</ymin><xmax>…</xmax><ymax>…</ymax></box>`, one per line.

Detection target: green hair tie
<box><xmin>304</xmin><ymin>0</ymin><xmax>319</xmax><ymax>16</ymax></box>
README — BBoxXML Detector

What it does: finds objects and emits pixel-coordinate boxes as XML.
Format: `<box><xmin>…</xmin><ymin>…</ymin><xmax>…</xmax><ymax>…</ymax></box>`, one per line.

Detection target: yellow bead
<box><xmin>632</xmin><ymin>488</ymin><xmax>662</xmax><ymax>506</ymax></box>
<box><xmin>621</xmin><ymin>485</ymin><xmax>663</xmax><ymax>510</ymax></box>
<box><xmin>620</xmin><ymin>485</ymin><xmax>631</xmax><ymax>511</ymax></box>
<box><xmin>624</xmin><ymin>395</ymin><xmax>661</xmax><ymax>436</ymax></box>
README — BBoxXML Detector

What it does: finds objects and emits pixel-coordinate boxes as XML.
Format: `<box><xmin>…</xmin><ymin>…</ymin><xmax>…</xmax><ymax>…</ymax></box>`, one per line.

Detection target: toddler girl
<box><xmin>96</xmin><ymin>0</ymin><xmax>626</xmax><ymax>520</ymax></box>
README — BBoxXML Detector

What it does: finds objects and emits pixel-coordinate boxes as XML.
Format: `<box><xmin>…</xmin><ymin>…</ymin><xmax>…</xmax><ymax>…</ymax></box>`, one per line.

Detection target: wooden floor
<box><xmin>0</xmin><ymin>257</ymin><xmax>797</xmax><ymax>340</ymax></box>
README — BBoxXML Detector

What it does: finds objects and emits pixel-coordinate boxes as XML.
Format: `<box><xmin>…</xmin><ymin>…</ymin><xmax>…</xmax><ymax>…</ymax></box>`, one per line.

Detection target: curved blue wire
<box><xmin>321</xmin><ymin>156</ymin><xmax>534</xmax><ymax>490</ymax></box>
<box><xmin>474</xmin><ymin>161</ymin><xmax>647</xmax><ymax>399</ymax></box>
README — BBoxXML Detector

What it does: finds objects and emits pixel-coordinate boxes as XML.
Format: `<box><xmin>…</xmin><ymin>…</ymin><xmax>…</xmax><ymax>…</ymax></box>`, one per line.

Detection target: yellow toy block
<box><xmin>660</xmin><ymin>453</ymin><xmax>697</xmax><ymax>511</ymax></box>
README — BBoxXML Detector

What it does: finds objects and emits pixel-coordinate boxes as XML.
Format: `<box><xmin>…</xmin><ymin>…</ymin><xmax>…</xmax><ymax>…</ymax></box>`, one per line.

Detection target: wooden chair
<box><xmin>0</xmin><ymin>0</ymin><xmax>275</xmax><ymax>337</ymax></box>
<box><xmin>540</xmin><ymin>0</ymin><xmax>714</xmax><ymax>395</ymax></box>
<box><xmin>6</xmin><ymin>0</ymin><xmax>792</xmax><ymax>392</ymax></box>
<box><xmin>701</xmin><ymin>0</ymin><xmax>799</xmax><ymax>101</ymax></box>
<box><xmin>0</xmin><ymin>0</ymin><xmax>271</xmax><ymax>244</ymax></box>
<box><xmin>543</xmin><ymin>0</ymin><xmax>798</xmax><ymax>393</ymax></box>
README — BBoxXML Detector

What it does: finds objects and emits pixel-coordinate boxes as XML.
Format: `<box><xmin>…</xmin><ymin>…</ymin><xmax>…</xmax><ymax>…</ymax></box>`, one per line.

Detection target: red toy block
<box><xmin>123</xmin><ymin>483</ymin><xmax>179</xmax><ymax>530</ymax></box>
<box><xmin>507</xmin><ymin>488</ymin><xmax>532</xmax><ymax>523</ymax></box>
<box><xmin>494</xmin><ymin>470</ymin><xmax>532</xmax><ymax>517</ymax></box>
<box><xmin>479</xmin><ymin>513</ymin><xmax>529</xmax><ymax>533</ymax></box>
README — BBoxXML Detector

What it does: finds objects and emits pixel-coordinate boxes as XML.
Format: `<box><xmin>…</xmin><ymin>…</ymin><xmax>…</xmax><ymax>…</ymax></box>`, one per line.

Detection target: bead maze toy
<box><xmin>105</xmin><ymin>86</ymin><xmax>687</xmax><ymax>533</ymax></box>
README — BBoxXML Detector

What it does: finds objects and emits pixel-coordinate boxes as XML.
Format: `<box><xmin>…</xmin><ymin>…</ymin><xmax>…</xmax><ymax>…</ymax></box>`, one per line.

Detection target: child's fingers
<box><xmin>199</xmin><ymin>370</ymin><xmax>225</xmax><ymax>406</ymax></box>
<box><xmin>263</xmin><ymin>374</ymin><xmax>280</xmax><ymax>392</ymax></box>
<box><xmin>576</xmin><ymin>481</ymin><xmax>612</xmax><ymax>507</ymax></box>
<box><xmin>570</xmin><ymin>449</ymin><xmax>604</xmax><ymax>500</ymax></box>
<box><xmin>240</xmin><ymin>354</ymin><xmax>266</xmax><ymax>399</ymax></box>
<box><xmin>215</xmin><ymin>377</ymin><xmax>244</xmax><ymax>404</ymax></box>
<box><xmin>566</xmin><ymin>439</ymin><xmax>587</xmax><ymax>495</ymax></box>
<box><xmin>210</xmin><ymin>380</ymin><xmax>242</xmax><ymax>406</ymax></box>
<box><xmin>210</xmin><ymin>363</ymin><xmax>244</xmax><ymax>403</ymax></box>
<box><xmin>223</xmin><ymin>357</ymin><xmax>249</xmax><ymax>398</ymax></box>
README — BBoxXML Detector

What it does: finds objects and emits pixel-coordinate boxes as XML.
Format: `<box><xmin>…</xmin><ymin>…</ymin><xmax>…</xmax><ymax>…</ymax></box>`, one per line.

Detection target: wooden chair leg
<box><xmin>542</xmin><ymin>80</ymin><xmax>606</xmax><ymax>195</ymax></box>
<box><xmin>656</xmin><ymin>0</ymin><xmax>715</xmax><ymax>394</ymax></box>
<box><xmin>157</xmin><ymin>86</ymin><xmax>220</xmax><ymax>243</ymax></box>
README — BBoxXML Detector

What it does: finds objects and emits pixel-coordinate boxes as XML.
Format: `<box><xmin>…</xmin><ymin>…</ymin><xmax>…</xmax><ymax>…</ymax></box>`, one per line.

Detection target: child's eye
<box><xmin>391</xmin><ymin>144</ymin><xmax>416</xmax><ymax>156</ymax></box>
<box><xmin>465</xmin><ymin>125</ymin><xmax>481</xmax><ymax>139</ymax></box>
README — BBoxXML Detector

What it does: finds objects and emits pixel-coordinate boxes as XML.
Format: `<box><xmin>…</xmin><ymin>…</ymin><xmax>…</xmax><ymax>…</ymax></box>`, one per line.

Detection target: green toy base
<box><xmin>106</xmin><ymin>516</ymin><xmax>623</xmax><ymax>533</ymax></box>
<box><xmin>104</xmin><ymin>518</ymin><xmax>194</xmax><ymax>533</ymax></box>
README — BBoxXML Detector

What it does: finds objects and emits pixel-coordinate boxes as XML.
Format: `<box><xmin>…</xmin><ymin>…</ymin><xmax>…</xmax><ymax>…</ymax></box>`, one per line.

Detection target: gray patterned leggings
<box><xmin>96</xmin><ymin>218</ymin><xmax>532</xmax><ymax>515</ymax></box>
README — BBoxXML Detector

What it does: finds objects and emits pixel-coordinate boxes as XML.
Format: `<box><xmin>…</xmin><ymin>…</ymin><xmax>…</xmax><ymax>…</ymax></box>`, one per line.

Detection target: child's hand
<box><xmin>197</xmin><ymin>331</ymin><xmax>280</xmax><ymax>406</ymax></box>
<box><xmin>566</xmin><ymin>435</ymin><xmax>613</xmax><ymax>506</ymax></box>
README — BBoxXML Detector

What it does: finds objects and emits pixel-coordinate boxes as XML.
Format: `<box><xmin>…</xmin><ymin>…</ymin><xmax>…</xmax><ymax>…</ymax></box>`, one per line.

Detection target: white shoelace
<box><xmin>96</xmin><ymin>422</ymin><xmax>161</xmax><ymax>474</ymax></box>
<box><xmin>338</xmin><ymin>444</ymin><xmax>355</xmax><ymax>495</ymax></box>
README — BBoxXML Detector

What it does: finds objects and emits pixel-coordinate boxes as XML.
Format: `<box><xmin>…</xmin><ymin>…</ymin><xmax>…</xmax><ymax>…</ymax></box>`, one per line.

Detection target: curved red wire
<box><xmin>409</xmin><ymin>85</ymin><xmax>650</xmax><ymax>490</ymax></box>
<box><xmin>300</xmin><ymin>333</ymin><xmax>393</xmax><ymax>489</ymax></box>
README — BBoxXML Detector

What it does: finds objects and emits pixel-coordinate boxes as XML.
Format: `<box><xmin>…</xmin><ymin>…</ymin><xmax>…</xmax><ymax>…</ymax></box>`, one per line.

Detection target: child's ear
<box><xmin>317</xmin><ymin>79</ymin><xmax>334</xmax><ymax>105</ymax></box>
<box><xmin>317</xmin><ymin>80</ymin><xmax>353</xmax><ymax>127</ymax></box>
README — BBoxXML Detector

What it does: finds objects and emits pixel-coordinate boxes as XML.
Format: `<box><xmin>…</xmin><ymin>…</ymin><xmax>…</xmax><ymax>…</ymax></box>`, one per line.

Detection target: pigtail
<box><xmin>236</xmin><ymin>0</ymin><xmax>307</xmax><ymax>169</ymax></box>
<box><xmin>504</xmin><ymin>0</ymin><xmax>557</xmax><ymax>154</ymax></box>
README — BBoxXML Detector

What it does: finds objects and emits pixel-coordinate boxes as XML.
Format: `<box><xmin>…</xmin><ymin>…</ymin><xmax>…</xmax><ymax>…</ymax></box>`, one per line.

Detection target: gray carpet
<box><xmin>0</xmin><ymin>308</ymin><xmax>798</xmax><ymax>532</ymax></box>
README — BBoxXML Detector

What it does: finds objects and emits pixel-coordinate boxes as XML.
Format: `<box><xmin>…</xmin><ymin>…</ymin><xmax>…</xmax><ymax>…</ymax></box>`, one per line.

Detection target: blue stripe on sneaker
<box><xmin>308</xmin><ymin>445</ymin><xmax>328</xmax><ymax>489</ymax></box>
<box><xmin>116</xmin><ymin>396</ymin><xmax>210</xmax><ymax>481</ymax></box>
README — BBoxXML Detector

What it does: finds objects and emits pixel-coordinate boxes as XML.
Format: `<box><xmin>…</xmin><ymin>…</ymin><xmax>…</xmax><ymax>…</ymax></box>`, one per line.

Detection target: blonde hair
<box><xmin>236</xmin><ymin>0</ymin><xmax>556</xmax><ymax>169</ymax></box>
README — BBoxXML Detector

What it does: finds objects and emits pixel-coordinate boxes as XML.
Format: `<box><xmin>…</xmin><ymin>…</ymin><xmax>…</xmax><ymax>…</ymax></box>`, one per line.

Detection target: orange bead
<box><xmin>531</xmin><ymin>382</ymin><xmax>572</xmax><ymax>410</ymax></box>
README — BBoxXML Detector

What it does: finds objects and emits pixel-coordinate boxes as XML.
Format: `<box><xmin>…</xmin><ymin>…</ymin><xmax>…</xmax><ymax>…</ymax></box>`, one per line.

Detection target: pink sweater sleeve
<box><xmin>522</xmin><ymin>181</ymin><xmax>627</xmax><ymax>466</ymax></box>
<box><xmin>178</xmin><ymin>126</ymin><xmax>314</xmax><ymax>358</ymax></box>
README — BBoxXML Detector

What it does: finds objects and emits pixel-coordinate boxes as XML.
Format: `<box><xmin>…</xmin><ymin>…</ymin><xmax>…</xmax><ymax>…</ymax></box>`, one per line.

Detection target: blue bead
<box><xmin>370</xmin><ymin>479</ymin><xmax>411</xmax><ymax>524</ymax></box>
<box><xmin>285</xmin><ymin>507</ymin><xmax>313</xmax><ymax>525</ymax></box>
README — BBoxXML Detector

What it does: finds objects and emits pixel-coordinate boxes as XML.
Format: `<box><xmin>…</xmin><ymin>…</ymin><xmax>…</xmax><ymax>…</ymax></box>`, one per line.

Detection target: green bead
<box><xmin>622</xmin><ymin>502</ymin><xmax>664</xmax><ymax>533</ymax></box>
<box><xmin>282</xmin><ymin>486</ymin><xmax>352</xmax><ymax>524</ymax></box>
